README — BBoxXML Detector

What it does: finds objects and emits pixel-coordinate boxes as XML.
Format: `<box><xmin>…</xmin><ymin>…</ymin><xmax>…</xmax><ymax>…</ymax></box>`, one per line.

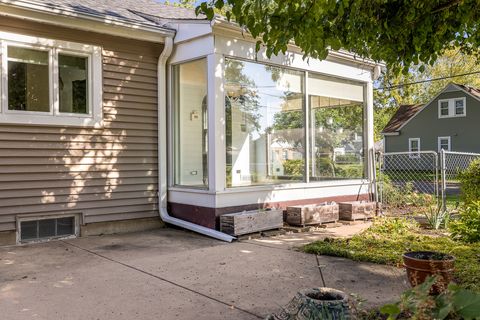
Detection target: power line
<box><xmin>375</xmin><ymin>70</ymin><xmax>480</xmax><ymax>91</ymax></box>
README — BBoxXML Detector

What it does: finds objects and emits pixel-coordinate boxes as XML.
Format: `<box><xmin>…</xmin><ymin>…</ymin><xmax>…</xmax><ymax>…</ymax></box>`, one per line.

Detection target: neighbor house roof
<box><xmin>382</xmin><ymin>82</ymin><xmax>480</xmax><ymax>135</ymax></box>
<box><xmin>454</xmin><ymin>83</ymin><xmax>480</xmax><ymax>100</ymax></box>
<box><xmin>1</xmin><ymin>0</ymin><xmax>205</xmax><ymax>30</ymax></box>
<box><xmin>382</xmin><ymin>103</ymin><xmax>424</xmax><ymax>134</ymax></box>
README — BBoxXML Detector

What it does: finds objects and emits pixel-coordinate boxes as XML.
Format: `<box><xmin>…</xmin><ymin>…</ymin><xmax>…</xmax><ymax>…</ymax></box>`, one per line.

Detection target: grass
<box><xmin>303</xmin><ymin>217</ymin><xmax>480</xmax><ymax>292</ymax></box>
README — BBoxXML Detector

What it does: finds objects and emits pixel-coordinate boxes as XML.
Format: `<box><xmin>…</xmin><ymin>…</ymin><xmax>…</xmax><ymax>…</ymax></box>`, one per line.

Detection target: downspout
<box><xmin>157</xmin><ymin>36</ymin><xmax>235</xmax><ymax>242</ymax></box>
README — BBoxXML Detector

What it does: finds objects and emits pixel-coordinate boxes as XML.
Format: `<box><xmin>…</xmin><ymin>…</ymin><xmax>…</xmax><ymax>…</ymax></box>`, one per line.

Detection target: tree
<box><xmin>197</xmin><ymin>0</ymin><xmax>480</xmax><ymax>72</ymax></box>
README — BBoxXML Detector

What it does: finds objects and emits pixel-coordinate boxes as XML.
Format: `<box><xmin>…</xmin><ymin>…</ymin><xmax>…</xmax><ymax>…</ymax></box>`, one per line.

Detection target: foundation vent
<box><xmin>19</xmin><ymin>217</ymin><xmax>76</xmax><ymax>242</ymax></box>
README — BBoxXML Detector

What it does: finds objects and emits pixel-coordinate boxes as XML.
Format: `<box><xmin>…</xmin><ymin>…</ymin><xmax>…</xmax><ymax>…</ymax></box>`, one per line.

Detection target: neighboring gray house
<box><xmin>382</xmin><ymin>83</ymin><xmax>480</xmax><ymax>154</ymax></box>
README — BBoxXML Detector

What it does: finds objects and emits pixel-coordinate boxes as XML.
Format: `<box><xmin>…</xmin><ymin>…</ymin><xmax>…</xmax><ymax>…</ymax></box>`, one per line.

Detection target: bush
<box><xmin>459</xmin><ymin>159</ymin><xmax>480</xmax><ymax>204</ymax></box>
<box><xmin>381</xmin><ymin>276</ymin><xmax>480</xmax><ymax>320</ymax></box>
<box><xmin>450</xmin><ymin>201</ymin><xmax>480</xmax><ymax>243</ymax></box>
<box><xmin>283</xmin><ymin>159</ymin><xmax>303</xmax><ymax>176</ymax></box>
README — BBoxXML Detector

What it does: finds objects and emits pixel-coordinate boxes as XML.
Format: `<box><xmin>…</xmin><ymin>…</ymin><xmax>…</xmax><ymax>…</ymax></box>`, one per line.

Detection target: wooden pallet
<box><xmin>220</xmin><ymin>209</ymin><xmax>284</xmax><ymax>236</ymax></box>
<box><xmin>338</xmin><ymin>201</ymin><xmax>376</xmax><ymax>221</ymax></box>
<box><xmin>285</xmin><ymin>202</ymin><xmax>339</xmax><ymax>226</ymax></box>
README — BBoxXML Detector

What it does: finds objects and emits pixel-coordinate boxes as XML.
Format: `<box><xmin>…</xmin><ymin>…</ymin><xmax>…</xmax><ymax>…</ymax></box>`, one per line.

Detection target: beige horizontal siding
<box><xmin>0</xmin><ymin>18</ymin><xmax>162</xmax><ymax>231</ymax></box>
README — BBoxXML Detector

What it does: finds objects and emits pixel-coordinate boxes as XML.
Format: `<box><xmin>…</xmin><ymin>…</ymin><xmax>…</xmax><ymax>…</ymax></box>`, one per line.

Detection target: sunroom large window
<box><xmin>225</xmin><ymin>59</ymin><xmax>305</xmax><ymax>187</ymax></box>
<box><xmin>225</xmin><ymin>58</ymin><xmax>365</xmax><ymax>187</ymax></box>
<box><xmin>308</xmin><ymin>74</ymin><xmax>365</xmax><ymax>180</ymax></box>
<box><xmin>173</xmin><ymin>58</ymin><xmax>208</xmax><ymax>188</ymax></box>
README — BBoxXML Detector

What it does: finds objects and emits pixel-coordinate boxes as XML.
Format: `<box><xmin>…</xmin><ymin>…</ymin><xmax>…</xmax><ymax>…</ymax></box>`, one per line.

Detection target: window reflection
<box><xmin>173</xmin><ymin>59</ymin><xmax>208</xmax><ymax>188</ymax></box>
<box><xmin>225</xmin><ymin>59</ymin><xmax>305</xmax><ymax>187</ymax></box>
<box><xmin>8</xmin><ymin>46</ymin><xmax>49</xmax><ymax>112</ymax></box>
<box><xmin>309</xmin><ymin>74</ymin><xmax>365</xmax><ymax>180</ymax></box>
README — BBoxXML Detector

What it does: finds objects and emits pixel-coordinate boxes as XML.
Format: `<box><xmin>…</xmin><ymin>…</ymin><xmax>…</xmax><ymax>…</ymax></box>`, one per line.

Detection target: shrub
<box><xmin>450</xmin><ymin>201</ymin><xmax>480</xmax><ymax>243</ymax></box>
<box><xmin>381</xmin><ymin>276</ymin><xmax>480</xmax><ymax>320</ymax></box>
<box><xmin>283</xmin><ymin>159</ymin><xmax>303</xmax><ymax>176</ymax></box>
<box><xmin>459</xmin><ymin>159</ymin><xmax>480</xmax><ymax>204</ymax></box>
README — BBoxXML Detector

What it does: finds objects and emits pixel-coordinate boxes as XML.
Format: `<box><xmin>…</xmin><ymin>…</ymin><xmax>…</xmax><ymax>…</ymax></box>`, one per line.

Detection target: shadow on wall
<box><xmin>0</xmin><ymin>49</ymin><xmax>158</xmax><ymax>232</ymax></box>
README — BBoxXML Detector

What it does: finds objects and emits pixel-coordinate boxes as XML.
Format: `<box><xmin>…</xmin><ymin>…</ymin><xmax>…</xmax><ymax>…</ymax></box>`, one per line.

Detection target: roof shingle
<box><xmin>5</xmin><ymin>0</ymin><xmax>205</xmax><ymax>28</ymax></box>
<box><xmin>382</xmin><ymin>103</ymin><xmax>424</xmax><ymax>134</ymax></box>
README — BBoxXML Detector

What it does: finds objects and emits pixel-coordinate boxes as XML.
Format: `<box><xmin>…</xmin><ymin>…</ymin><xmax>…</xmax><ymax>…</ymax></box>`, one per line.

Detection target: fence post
<box><xmin>378</xmin><ymin>152</ymin><xmax>383</xmax><ymax>214</ymax></box>
<box><xmin>440</xmin><ymin>149</ymin><xmax>447</xmax><ymax>210</ymax></box>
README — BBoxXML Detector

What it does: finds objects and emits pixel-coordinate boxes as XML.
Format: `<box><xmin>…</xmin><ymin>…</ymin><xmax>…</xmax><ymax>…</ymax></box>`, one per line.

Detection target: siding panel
<box><xmin>0</xmin><ymin>19</ymin><xmax>162</xmax><ymax>231</ymax></box>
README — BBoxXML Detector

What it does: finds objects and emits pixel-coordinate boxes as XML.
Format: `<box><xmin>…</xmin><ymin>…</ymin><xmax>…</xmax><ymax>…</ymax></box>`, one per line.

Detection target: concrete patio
<box><xmin>0</xmin><ymin>225</ymin><xmax>408</xmax><ymax>320</ymax></box>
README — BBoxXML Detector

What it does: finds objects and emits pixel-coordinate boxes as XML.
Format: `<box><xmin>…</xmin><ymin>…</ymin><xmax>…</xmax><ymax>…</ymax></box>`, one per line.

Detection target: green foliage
<box><xmin>423</xmin><ymin>205</ymin><xmax>451</xmax><ymax>230</ymax></box>
<box><xmin>303</xmin><ymin>217</ymin><xmax>480</xmax><ymax>292</ymax></box>
<box><xmin>450</xmin><ymin>201</ymin><xmax>480</xmax><ymax>243</ymax></box>
<box><xmin>459</xmin><ymin>159</ymin><xmax>480</xmax><ymax>204</ymax></box>
<box><xmin>282</xmin><ymin>159</ymin><xmax>303</xmax><ymax>176</ymax></box>
<box><xmin>381</xmin><ymin>276</ymin><xmax>480</xmax><ymax>320</ymax></box>
<box><xmin>381</xmin><ymin>176</ymin><xmax>434</xmax><ymax>210</ymax></box>
<box><xmin>197</xmin><ymin>1</ymin><xmax>480</xmax><ymax>73</ymax></box>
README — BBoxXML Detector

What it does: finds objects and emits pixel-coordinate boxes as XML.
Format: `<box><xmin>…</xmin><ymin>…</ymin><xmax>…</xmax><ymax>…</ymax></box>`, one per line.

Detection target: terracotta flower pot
<box><xmin>266</xmin><ymin>288</ymin><xmax>350</xmax><ymax>320</ymax></box>
<box><xmin>403</xmin><ymin>251</ymin><xmax>455</xmax><ymax>294</ymax></box>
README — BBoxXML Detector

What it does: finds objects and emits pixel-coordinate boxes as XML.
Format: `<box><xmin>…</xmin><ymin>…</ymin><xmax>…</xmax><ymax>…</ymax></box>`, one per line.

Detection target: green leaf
<box><xmin>380</xmin><ymin>303</ymin><xmax>401</xmax><ymax>319</ymax></box>
<box><xmin>453</xmin><ymin>289</ymin><xmax>480</xmax><ymax>319</ymax></box>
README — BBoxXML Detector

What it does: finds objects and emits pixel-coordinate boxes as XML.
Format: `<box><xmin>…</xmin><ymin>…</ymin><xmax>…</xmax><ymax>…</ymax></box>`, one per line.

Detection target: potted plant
<box><xmin>266</xmin><ymin>287</ymin><xmax>350</xmax><ymax>320</ymax></box>
<box><xmin>403</xmin><ymin>251</ymin><xmax>455</xmax><ymax>294</ymax></box>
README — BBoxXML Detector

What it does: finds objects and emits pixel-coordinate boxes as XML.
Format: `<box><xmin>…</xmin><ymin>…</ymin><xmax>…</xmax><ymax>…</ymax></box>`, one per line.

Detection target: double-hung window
<box><xmin>438</xmin><ymin>97</ymin><xmax>466</xmax><ymax>118</ymax></box>
<box><xmin>438</xmin><ymin>136</ymin><xmax>451</xmax><ymax>152</ymax></box>
<box><xmin>0</xmin><ymin>31</ymin><xmax>102</xmax><ymax>126</ymax></box>
<box><xmin>409</xmin><ymin>138</ymin><xmax>420</xmax><ymax>158</ymax></box>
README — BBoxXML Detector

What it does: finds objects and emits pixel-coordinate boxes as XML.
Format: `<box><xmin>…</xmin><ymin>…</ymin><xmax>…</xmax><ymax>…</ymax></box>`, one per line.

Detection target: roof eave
<box><xmin>211</xmin><ymin>18</ymin><xmax>382</xmax><ymax>69</ymax></box>
<box><xmin>0</xmin><ymin>0</ymin><xmax>176</xmax><ymax>42</ymax></box>
<box><xmin>382</xmin><ymin>132</ymin><xmax>400</xmax><ymax>136</ymax></box>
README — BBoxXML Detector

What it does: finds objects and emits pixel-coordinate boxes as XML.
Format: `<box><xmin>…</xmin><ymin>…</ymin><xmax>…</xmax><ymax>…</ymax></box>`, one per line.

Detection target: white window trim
<box><xmin>408</xmin><ymin>138</ymin><xmax>421</xmax><ymax>158</ymax></box>
<box><xmin>438</xmin><ymin>97</ymin><xmax>466</xmax><ymax>119</ymax></box>
<box><xmin>438</xmin><ymin>136</ymin><xmax>451</xmax><ymax>152</ymax></box>
<box><xmin>0</xmin><ymin>31</ymin><xmax>103</xmax><ymax>127</ymax></box>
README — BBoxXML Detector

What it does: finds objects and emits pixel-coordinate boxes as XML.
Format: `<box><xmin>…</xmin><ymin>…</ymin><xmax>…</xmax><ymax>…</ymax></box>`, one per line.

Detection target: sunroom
<box><xmin>164</xmin><ymin>19</ymin><xmax>378</xmax><ymax>229</ymax></box>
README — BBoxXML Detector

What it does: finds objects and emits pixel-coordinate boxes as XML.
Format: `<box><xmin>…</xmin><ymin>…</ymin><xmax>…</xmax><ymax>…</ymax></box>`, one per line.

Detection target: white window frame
<box><xmin>438</xmin><ymin>136</ymin><xmax>451</xmax><ymax>152</ymax></box>
<box><xmin>408</xmin><ymin>138</ymin><xmax>420</xmax><ymax>158</ymax></box>
<box><xmin>438</xmin><ymin>97</ymin><xmax>466</xmax><ymax>119</ymax></box>
<box><xmin>0</xmin><ymin>31</ymin><xmax>102</xmax><ymax>127</ymax></box>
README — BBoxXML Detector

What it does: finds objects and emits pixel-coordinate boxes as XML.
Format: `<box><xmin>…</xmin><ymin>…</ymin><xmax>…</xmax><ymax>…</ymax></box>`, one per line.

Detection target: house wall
<box><xmin>0</xmin><ymin>17</ymin><xmax>163</xmax><ymax>236</ymax></box>
<box><xmin>385</xmin><ymin>90</ymin><xmax>480</xmax><ymax>153</ymax></box>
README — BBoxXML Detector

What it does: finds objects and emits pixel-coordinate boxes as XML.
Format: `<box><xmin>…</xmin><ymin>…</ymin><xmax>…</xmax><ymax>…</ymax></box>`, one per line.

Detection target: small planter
<box><xmin>220</xmin><ymin>209</ymin><xmax>283</xmax><ymax>236</ymax></box>
<box><xmin>403</xmin><ymin>251</ymin><xmax>455</xmax><ymax>294</ymax></box>
<box><xmin>266</xmin><ymin>288</ymin><xmax>350</xmax><ymax>320</ymax></box>
<box><xmin>338</xmin><ymin>201</ymin><xmax>376</xmax><ymax>221</ymax></box>
<box><xmin>286</xmin><ymin>202</ymin><xmax>339</xmax><ymax>226</ymax></box>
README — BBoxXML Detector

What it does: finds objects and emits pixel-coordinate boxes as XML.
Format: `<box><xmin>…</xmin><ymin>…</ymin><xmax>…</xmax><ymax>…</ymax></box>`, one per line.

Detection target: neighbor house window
<box><xmin>409</xmin><ymin>138</ymin><xmax>421</xmax><ymax>158</ymax></box>
<box><xmin>173</xmin><ymin>58</ymin><xmax>208</xmax><ymax>188</ymax></box>
<box><xmin>454</xmin><ymin>99</ymin><xmax>465</xmax><ymax>116</ymax></box>
<box><xmin>0</xmin><ymin>31</ymin><xmax>102</xmax><ymax>126</ymax></box>
<box><xmin>438</xmin><ymin>136</ymin><xmax>451</xmax><ymax>152</ymax></box>
<box><xmin>308</xmin><ymin>74</ymin><xmax>365</xmax><ymax>181</ymax></box>
<box><xmin>224</xmin><ymin>58</ymin><xmax>305</xmax><ymax>187</ymax></box>
<box><xmin>438</xmin><ymin>97</ymin><xmax>466</xmax><ymax>118</ymax></box>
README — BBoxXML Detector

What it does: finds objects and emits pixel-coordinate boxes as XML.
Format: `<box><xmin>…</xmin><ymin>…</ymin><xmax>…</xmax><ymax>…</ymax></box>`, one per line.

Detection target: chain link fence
<box><xmin>378</xmin><ymin>151</ymin><xmax>439</xmax><ymax>214</ymax></box>
<box><xmin>378</xmin><ymin>150</ymin><xmax>480</xmax><ymax>213</ymax></box>
<box><xmin>440</xmin><ymin>150</ymin><xmax>480</xmax><ymax>207</ymax></box>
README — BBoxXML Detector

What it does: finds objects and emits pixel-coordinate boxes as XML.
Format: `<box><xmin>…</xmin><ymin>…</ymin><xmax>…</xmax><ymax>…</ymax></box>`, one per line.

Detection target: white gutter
<box><xmin>157</xmin><ymin>37</ymin><xmax>235</xmax><ymax>243</ymax></box>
